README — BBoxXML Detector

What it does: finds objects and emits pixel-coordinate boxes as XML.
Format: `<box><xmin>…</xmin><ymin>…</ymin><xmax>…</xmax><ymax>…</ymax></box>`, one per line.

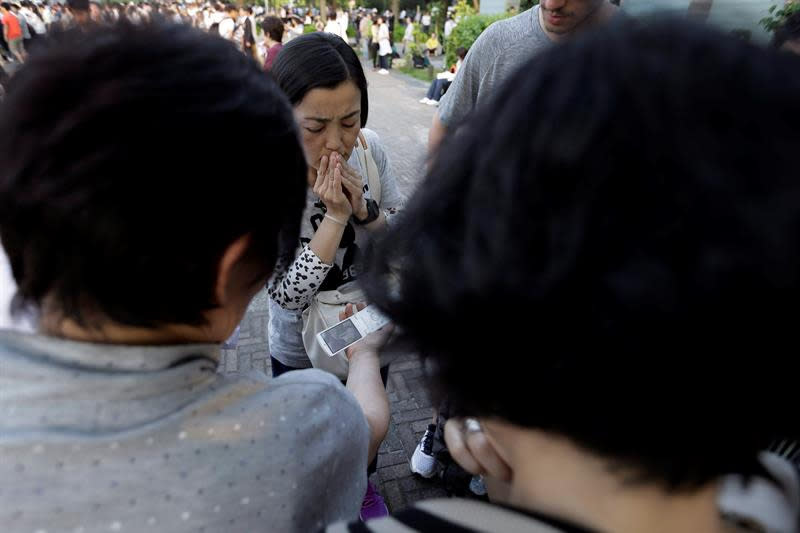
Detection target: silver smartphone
<box><xmin>316</xmin><ymin>305</ymin><xmax>391</xmax><ymax>357</ymax></box>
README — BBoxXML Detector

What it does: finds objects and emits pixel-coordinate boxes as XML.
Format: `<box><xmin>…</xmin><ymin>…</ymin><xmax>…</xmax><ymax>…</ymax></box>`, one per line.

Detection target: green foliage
<box><xmin>399</xmin><ymin>63</ymin><xmax>435</xmax><ymax>82</ymax></box>
<box><xmin>429</xmin><ymin>0</ymin><xmax>447</xmax><ymax>35</ymax></box>
<box><xmin>413</xmin><ymin>27</ymin><xmax>430</xmax><ymax>44</ymax></box>
<box><xmin>304</xmin><ymin>24</ymin><xmax>316</xmax><ymax>33</ymax></box>
<box><xmin>444</xmin><ymin>8</ymin><xmax>511</xmax><ymax>67</ymax></box>
<box><xmin>406</xmin><ymin>40</ymin><xmax>421</xmax><ymax>56</ymax></box>
<box><xmin>760</xmin><ymin>1</ymin><xmax>800</xmax><ymax>33</ymax></box>
<box><xmin>394</xmin><ymin>21</ymin><xmax>406</xmax><ymax>42</ymax></box>
<box><xmin>453</xmin><ymin>0</ymin><xmax>476</xmax><ymax>19</ymax></box>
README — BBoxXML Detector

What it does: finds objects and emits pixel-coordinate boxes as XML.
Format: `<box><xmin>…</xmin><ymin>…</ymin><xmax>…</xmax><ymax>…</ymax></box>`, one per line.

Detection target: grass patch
<box><xmin>397</xmin><ymin>63</ymin><xmax>435</xmax><ymax>83</ymax></box>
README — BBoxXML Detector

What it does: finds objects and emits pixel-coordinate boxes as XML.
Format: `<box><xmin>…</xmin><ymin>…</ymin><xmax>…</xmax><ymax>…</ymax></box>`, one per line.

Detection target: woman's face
<box><xmin>293</xmin><ymin>80</ymin><xmax>362</xmax><ymax>177</ymax></box>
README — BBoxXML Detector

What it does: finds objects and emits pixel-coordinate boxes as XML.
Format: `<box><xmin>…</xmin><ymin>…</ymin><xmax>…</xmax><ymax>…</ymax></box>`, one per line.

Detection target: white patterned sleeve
<box><xmin>267</xmin><ymin>245</ymin><xmax>333</xmax><ymax>311</ymax></box>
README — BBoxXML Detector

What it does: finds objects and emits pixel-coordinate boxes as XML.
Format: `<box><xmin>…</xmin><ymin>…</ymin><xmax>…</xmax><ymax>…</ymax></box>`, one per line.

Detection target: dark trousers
<box><xmin>426</xmin><ymin>78</ymin><xmax>451</xmax><ymax>101</ymax></box>
<box><xmin>370</xmin><ymin>42</ymin><xmax>379</xmax><ymax>68</ymax></box>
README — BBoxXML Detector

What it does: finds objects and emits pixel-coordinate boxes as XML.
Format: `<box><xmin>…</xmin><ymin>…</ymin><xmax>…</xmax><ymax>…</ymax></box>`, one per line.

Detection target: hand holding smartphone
<box><xmin>316</xmin><ymin>304</ymin><xmax>391</xmax><ymax>357</ymax></box>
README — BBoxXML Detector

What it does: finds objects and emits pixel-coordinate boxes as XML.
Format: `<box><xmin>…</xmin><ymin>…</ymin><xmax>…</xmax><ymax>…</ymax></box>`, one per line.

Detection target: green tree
<box><xmin>760</xmin><ymin>0</ymin><xmax>800</xmax><ymax>33</ymax></box>
<box><xmin>444</xmin><ymin>1</ymin><xmax>511</xmax><ymax>67</ymax></box>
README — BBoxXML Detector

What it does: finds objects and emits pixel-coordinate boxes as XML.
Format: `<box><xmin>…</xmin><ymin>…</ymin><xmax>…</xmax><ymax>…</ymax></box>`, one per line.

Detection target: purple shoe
<box><xmin>359</xmin><ymin>481</ymin><xmax>389</xmax><ymax>521</ymax></box>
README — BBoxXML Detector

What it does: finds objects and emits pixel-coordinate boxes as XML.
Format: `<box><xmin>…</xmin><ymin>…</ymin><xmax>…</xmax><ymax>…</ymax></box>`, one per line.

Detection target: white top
<box><xmin>421</xmin><ymin>14</ymin><xmax>431</xmax><ymax>25</ymax></box>
<box><xmin>444</xmin><ymin>19</ymin><xmax>456</xmax><ymax>38</ymax></box>
<box><xmin>337</xmin><ymin>11</ymin><xmax>349</xmax><ymax>40</ymax></box>
<box><xmin>290</xmin><ymin>23</ymin><xmax>304</xmax><ymax>40</ymax></box>
<box><xmin>378</xmin><ymin>23</ymin><xmax>391</xmax><ymax>56</ymax></box>
<box><xmin>218</xmin><ymin>17</ymin><xmax>235</xmax><ymax>40</ymax></box>
<box><xmin>324</xmin><ymin>20</ymin><xmax>343</xmax><ymax>38</ymax></box>
<box><xmin>267</xmin><ymin>129</ymin><xmax>404</xmax><ymax>367</ymax></box>
<box><xmin>20</xmin><ymin>8</ymin><xmax>46</xmax><ymax>34</ymax></box>
<box><xmin>403</xmin><ymin>22</ymin><xmax>414</xmax><ymax>41</ymax></box>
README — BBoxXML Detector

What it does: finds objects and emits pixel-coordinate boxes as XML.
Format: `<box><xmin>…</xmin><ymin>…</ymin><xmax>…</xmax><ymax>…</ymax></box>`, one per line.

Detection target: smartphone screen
<box><xmin>318</xmin><ymin>317</ymin><xmax>363</xmax><ymax>355</ymax></box>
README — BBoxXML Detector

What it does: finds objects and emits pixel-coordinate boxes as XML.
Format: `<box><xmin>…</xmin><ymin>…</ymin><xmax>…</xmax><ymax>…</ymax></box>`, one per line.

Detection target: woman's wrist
<box><xmin>325</xmin><ymin>207</ymin><xmax>351</xmax><ymax>223</ymax></box>
<box><xmin>324</xmin><ymin>213</ymin><xmax>347</xmax><ymax>226</ymax></box>
<box><xmin>347</xmin><ymin>345</ymin><xmax>380</xmax><ymax>363</ymax></box>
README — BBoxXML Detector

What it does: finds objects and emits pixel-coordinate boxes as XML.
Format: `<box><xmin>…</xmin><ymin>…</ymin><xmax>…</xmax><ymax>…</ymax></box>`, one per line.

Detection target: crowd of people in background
<box><xmin>2</xmin><ymin>0</ymin><xmax>456</xmax><ymax>89</ymax></box>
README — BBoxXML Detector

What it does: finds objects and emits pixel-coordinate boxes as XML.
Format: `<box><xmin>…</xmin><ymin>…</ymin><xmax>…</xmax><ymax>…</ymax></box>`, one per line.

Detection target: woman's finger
<box><xmin>315</xmin><ymin>155</ymin><xmax>329</xmax><ymax>190</ymax></box>
<box><xmin>444</xmin><ymin>418</ymin><xmax>485</xmax><ymax>475</ymax></box>
<box><xmin>339</xmin><ymin>303</ymin><xmax>354</xmax><ymax>321</ymax></box>
<box><xmin>341</xmin><ymin>164</ymin><xmax>363</xmax><ymax>189</ymax></box>
<box><xmin>333</xmin><ymin>166</ymin><xmax>345</xmax><ymax>199</ymax></box>
<box><xmin>316</xmin><ymin>170</ymin><xmax>329</xmax><ymax>199</ymax></box>
<box><xmin>341</xmin><ymin>173</ymin><xmax>362</xmax><ymax>196</ymax></box>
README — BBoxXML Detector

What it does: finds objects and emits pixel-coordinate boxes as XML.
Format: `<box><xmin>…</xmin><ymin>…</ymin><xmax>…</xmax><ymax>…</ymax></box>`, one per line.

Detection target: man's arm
<box><xmin>428</xmin><ymin>110</ymin><xmax>447</xmax><ymax>156</ymax></box>
<box><xmin>427</xmin><ymin>21</ymin><xmax>493</xmax><ymax>157</ymax></box>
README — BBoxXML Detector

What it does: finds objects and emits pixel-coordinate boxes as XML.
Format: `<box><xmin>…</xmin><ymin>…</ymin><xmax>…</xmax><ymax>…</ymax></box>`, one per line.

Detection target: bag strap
<box><xmin>357</xmin><ymin>132</ymin><xmax>382</xmax><ymax>205</ymax></box>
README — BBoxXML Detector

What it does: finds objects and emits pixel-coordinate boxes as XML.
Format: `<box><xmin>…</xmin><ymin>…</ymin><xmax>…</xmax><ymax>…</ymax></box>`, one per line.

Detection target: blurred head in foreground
<box><xmin>0</xmin><ymin>22</ymin><xmax>307</xmax><ymax>344</ymax></box>
<box><xmin>363</xmin><ymin>18</ymin><xmax>800</xmax><ymax>532</ymax></box>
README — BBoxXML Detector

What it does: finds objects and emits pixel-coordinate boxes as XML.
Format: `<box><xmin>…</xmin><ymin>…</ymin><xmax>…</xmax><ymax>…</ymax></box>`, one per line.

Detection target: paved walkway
<box><xmin>218</xmin><ymin>63</ymin><xmax>450</xmax><ymax>512</ymax></box>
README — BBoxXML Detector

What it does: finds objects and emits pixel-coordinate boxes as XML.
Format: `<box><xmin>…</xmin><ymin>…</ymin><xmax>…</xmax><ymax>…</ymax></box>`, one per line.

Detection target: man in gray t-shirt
<box><xmin>431</xmin><ymin>1</ymin><xmax>618</xmax><ymax>151</ymax></box>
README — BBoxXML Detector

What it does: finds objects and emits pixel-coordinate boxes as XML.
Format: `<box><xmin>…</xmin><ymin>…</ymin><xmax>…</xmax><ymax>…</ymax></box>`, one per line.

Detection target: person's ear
<box><xmin>214</xmin><ymin>234</ymin><xmax>251</xmax><ymax>306</ymax></box>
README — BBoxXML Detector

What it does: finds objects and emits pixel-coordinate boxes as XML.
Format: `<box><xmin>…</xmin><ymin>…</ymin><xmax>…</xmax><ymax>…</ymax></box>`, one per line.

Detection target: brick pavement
<box><xmin>218</xmin><ymin>63</ymin><xmax>449</xmax><ymax>512</ymax></box>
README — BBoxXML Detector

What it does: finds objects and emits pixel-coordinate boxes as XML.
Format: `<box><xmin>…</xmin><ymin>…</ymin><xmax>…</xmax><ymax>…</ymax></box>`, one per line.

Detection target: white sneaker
<box><xmin>419</xmin><ymin>97</ymin><xmax>431</xmax><ymax>104</ymax></box>
<box><xmin>469</xmin><ymin>475</ymin><xmax>488</xmax><ymax>496</ymax></box>
<box><xmin>410</xmin><ymin>424</ymin><xmax>437</xmax><ymax>478</ymax></box>
<box><xmin>378</xmin><ymin>69</ymin><xmax>389</xmax><ymax>75</ymax></box>
<box><xmin>426</xmin><ymin>99</ymin><xmax>439</xmax><ymax>106</ymax></box>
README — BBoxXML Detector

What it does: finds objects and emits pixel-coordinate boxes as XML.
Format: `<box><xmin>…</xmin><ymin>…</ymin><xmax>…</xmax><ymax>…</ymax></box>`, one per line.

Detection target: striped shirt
<box><xmin>325</xmin><ymin>498</ymin><xmax>600</xmax><ymax>533</ymax></box>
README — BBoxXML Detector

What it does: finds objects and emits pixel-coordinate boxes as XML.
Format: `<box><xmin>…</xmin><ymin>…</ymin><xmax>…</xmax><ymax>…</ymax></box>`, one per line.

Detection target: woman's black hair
<box><xmin>271</xmin><ymin>32</ymin><xmax>369</xmax><ymax>128</ymax></box>
<box><xmin>362</xmin><ymin>19</ymin><xmax>800</xmax><ymax>490</ymax></box>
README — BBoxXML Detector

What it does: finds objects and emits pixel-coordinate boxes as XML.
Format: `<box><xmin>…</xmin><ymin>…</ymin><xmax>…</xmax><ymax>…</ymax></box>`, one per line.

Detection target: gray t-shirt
<box><xmin>267</xmin><ymin>128</ymin><xmax>404</xmax><ymax>369</ymax></box>
<box><xmin>438</xmin><ymin>6</ymin><xmax>551</xmax><ymax>127</ymax></box>
<box><xmin>0</xmin><ymin>330</ymin><xmax>369</xmax><ymax>533</ymax></box>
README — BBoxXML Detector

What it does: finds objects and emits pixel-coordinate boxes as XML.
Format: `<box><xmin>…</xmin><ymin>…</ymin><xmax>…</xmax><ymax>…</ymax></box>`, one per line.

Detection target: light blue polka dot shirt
<box><xmin>0</xmin><ymin>330</ymin><xmax>369</xmax><ymax>532</ymax></box>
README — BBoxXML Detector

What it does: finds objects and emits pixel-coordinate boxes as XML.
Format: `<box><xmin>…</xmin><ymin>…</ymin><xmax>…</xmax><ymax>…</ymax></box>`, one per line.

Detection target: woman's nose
<box><xmin>324</xmin><ymin>129</ymin><xmax>345</xmax><ymax>155</ymax></box>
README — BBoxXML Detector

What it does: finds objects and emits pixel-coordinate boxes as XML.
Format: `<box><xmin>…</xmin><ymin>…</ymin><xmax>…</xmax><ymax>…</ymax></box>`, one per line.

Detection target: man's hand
<box><xmin>444</xmin><ymin>417</ymin><xmax>512</xmax><ymax>482</ymax></box>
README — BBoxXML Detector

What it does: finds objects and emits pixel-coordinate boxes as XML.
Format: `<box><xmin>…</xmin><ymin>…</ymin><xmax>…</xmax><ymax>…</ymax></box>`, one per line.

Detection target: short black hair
<box><xmin>67</xmin><ymin>0</ymin><xmax>89</xmax><ymax>13</ymax></box>
<box><xmin>261</xmin><ymin>15</ymin><xmax>284</xmax><ymax>42</ymax></box>
<box><xmin>0</xmin><ymin>22</ymin><xmax>307</xmax><ymax>329</ymax></box>
<box><xmin>456</xmin><ymin>46</ymin><xmax>467</xmax><ymax>59</ymax></box>
<box><xmin>773</xmin><ymin>10</ymin><xmax>800</xmax><ymax>48</ymax></box>
<box><xmin>271</xmin><ymin>32</ymin><xmax>369</xmax><ymax>128</ymax></box>
<box><xmin>363</xmin><ymin>19</ymin><xmax>800</xmax><ymax>490</ymax></box>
